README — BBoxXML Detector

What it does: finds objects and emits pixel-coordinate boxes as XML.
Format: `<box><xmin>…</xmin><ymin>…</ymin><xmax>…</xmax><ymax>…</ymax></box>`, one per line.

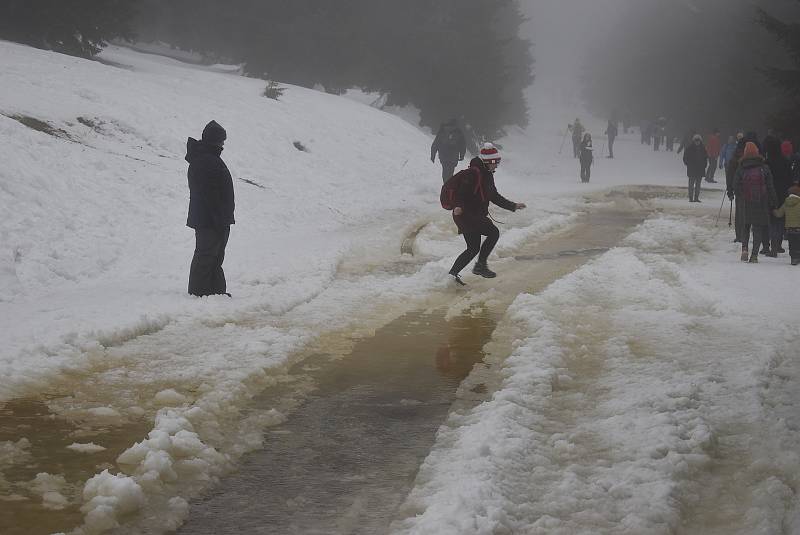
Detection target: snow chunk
<box><xmin>81</xmin><ymin>470</ymin><xmax>145</xmax><ymax>533</ymax></box>
<box><xmin>153</xmin><ymin>389</ymin><xmax>189</xmax><ymax>407</ymax></box>
<box><xmin>67</xmin><ymin>442</ymin><xmax>107</xmax><ymax>454</ymax></box>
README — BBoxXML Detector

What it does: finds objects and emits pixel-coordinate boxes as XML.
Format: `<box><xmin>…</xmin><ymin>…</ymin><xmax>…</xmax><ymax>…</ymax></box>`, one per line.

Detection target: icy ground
<box><xmin>0</xmin><ymin>40</ymin><xmax>798</xmax><ymax>534</ymax></box>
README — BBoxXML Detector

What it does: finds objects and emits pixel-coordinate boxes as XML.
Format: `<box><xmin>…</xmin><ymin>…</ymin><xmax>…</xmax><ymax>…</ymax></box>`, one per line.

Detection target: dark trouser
<box><xmin>666</xmin><ymin>137</ymin><xmax>674</xmax><ymax>151</ymax></box>
<box><xmin>734</xmin><ymin>196</ymin><xmax>746</xmax><ymax>243</ymax></box>
<box><xmin>580</xmin><ymin>161</ymin><xmax>591</xmax><ymax>182</ymax></box>
<box><xmin>449</xmin><ymin>222</ymin><xmax>500</xmax><ymax>275</ymax></box>
<box><xmin>572</xmin><ymin>138</ymin><xmax>580</xmax><ymax>158</ymax></box>
<box><xmin>441</xmin><ymin>160</ymin><xmax>457</xmax><ymax>182</ymax></box>
<box><xmin>742</xmin><ymin>224</ymin><xmax>768</xmax><ymax>254</ymax></box>
<box><xmin>787</xmin><ymin>229</ymin><xmax>800</xmax><ymax>260</ymax></box>
<box><xmin>705</xmin><ymin>157</ymin><xmax>718</xmax><ymax>182</ymax></box>
<box><xmin>189</xmin><ymin>226</ymin><xmax>230</xmax><ymax>296</ymax></box>
<box><xmin>653</xmin><ymin>136</ymin><xmax>661</xmax><ymax>151</ymax></box>
<box><xmin>688</xmin><ymin>176</ymin><xmax>702</xmax><ymax>201</ymax></box>
<box><xmin>769</xmin><ymin>214</ymin><xmax>785</xmax><ymax>251</ymax></box>
<box><xmin>608</xmin><ymin>137</ymin><xmax>615</xmax><ymax>158</ymax></box>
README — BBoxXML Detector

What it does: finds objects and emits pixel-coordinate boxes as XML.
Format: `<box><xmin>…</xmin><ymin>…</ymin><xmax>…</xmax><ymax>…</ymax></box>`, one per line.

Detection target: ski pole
<box><xmin>715</xmin><ymin>190</ymin><xmax>726</xmax><ymax>227</ymax></box>
<box><xmin>728</xmin><ymin>197</ymin><xmax>733</xmax><ymax>227</ymax></box>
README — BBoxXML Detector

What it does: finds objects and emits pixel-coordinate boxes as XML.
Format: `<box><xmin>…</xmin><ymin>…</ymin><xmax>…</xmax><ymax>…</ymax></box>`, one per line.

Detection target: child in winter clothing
<box><xmin>774</xmin><ymin>183</ymin><xmax>800</xmax><ymax>265</ymax></box>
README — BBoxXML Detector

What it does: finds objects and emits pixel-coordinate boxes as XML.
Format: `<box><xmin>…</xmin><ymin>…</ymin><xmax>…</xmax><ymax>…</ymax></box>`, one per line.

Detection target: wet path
<box><xmin>176</xmin><ymin>194</ymin><xmax>650</xmax><ymax>534</ymax></box>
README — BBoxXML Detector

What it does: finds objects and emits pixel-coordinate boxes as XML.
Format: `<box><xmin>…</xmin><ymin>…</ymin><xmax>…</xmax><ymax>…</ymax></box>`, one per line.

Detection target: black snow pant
<box><xmin>189</xmin><ymin>226</ymin><xmax>230</xmax><ymax>296</ymax></box>
<box><xmin>666</xmin><ymin>137</ymin><xmax>674</xmax><ymax>151</ymax></box>
<box><xmin>580</xmin><ymin>162</ymin><xmax>591</xmax><ymax>182</ymax></box>
<box><xmin>742</xmin><ymin>224</ymin><xmax>768</xmax><ymax>255</ymax></box>
<box><xmin>653</xmin><ymin>135</ymin><xmax>661</xmax><ymax>151</ymax></box>
<box><xmin>787</xmin><ymin>228</ymin><xmax>800</xmax><ymax>261</ymax></box>
<box><xmin>441</xmin><ymin>160</ymin><xmax>458</xmax><ymax>183</ymax></box>
<box><xmin>449</xmin><ymin>222</ymin><xmax>500</xmax><ymax>275</ymax></box>
<box><xmin>688</xmin><ymin>176</ymin><xmax>702</xmax><ymax>201</ymax></box>
<box><xmin>572</xmin><ymin>138</ymin><xmax>580</xmax><ymax>158</ymax></box>
<box><xmin>734</xmin><ymin>196</ymin><xmax>746</xmax><ymax>243</ymax></box>
<box><xmin>608</xmin><ymin>137</ymin><xmax>615</xmax><ymax>158</ymax></box>
<box><xmin>769</xmin><ymin>214</ymin><xmax>785</xmax><ymax>252</ymax></box>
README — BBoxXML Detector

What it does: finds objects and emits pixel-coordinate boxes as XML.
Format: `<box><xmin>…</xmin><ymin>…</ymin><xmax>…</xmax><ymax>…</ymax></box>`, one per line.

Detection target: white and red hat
<box><xmin>479</xmin><ymin>142</ymin><xmax>501</xmax><ymax>163</ymax></box>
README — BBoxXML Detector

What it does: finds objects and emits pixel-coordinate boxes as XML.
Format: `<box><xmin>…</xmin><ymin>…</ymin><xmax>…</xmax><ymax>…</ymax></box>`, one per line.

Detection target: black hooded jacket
<box><xmin>186</xmin><ymin>138</ymin><xmax>235</xmax><ymax>229</ymax></box>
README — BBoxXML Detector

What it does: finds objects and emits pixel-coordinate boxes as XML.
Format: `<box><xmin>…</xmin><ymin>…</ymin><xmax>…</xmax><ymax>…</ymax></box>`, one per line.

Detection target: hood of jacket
<box><xmin>185</xmin><ymin>137</ymin><xmax>222</xmax><ymax>164</ymax></box>
<box><xmin>785</xmin><ymin>193</ymin><xmax>800</xmax><ymax>207</ymax></box>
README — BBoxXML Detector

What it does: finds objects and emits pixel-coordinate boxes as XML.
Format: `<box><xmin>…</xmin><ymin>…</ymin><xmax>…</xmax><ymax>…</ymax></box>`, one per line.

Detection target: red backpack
<box><xmin>440</xmin><ymin>166</ymin><xmax>485</xmax><ymax>210</ymax></box>
<box><xmin>741</xmin><ymin>165</ymin><xmax>767</xmax><ymax>202</ymax></box>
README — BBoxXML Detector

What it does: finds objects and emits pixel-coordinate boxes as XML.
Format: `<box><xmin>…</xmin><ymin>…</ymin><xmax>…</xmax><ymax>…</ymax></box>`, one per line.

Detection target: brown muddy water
<box><xmin>0</xmin><ymin>188</ymin><xmax>677</xmax><ymax>535</ymax></box>
<box><xmin>176</xmin><ymin>192</ymin><xmax>653</xmax><ymax>535</ymax></box>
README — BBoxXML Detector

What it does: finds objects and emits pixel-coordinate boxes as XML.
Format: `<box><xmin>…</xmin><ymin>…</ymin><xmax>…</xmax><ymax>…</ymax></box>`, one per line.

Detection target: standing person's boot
<box><xmin>749</xmin><ymin>253</ymin><xmax>759</xmax><ymax>263</ymax></box>
<box><xmin>740</xmin><ymin>247</ymin><xmax>749</xmax><ymax>262</ymax></box>
<box><xmin>472</xmin><ymin>261</ymin><xmax>497</xmax><ymax>278</ymax></box>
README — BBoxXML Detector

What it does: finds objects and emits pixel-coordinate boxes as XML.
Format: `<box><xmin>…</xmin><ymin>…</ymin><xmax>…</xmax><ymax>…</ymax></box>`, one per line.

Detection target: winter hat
<box><xmin>202</xmin><ymin>120</ymin><xmax>227</xmax><ymax>145</ymax></box>
<box><xmin>781</xmin><ymin>140</ymin><xmax>793</xmax><ymax>158</ymax></box>
<box><xmin>743</xmin><ymin>141</ymin><xmax>760</xmax><ymax>159</ymax></box>
<box><xmin>479</xmin><ymin>142</ymin><xmax>501</xmax><ymax>163</ymax></box>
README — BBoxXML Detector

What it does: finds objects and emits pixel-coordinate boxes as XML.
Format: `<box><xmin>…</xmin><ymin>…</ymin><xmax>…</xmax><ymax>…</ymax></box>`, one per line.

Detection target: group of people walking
<box><xmin>679</xmin><ymin>126</ymin><xmax>800</xmax><ymax>265</ymax></box>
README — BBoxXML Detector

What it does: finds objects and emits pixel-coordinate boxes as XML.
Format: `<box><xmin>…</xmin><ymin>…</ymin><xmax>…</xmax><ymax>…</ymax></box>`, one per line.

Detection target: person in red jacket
<box><xmin>447</xmin><ymin>143</ymin><xmax>526</xmax><ymax>285</ymax></box>
<box><xmin>705</xmin><ymin>128</ymin><xmax>722</xmax><ymax>183</ymax></box>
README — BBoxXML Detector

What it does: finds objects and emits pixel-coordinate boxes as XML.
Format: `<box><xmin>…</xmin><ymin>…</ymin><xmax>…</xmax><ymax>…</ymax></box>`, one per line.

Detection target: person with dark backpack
<box><xmin>733</xmin><ymin>142</ymin><xmax>777</xmax><ymax>263</ymax></box>
<box><xmin>441</xmin><ymin>143</ymin><xmax>526</xmax><ymax>285</ymax></box>
<box><xmin>431</xmin><ymin>118</ymin><xmax>467</xmax><ymax>182</ymax></box>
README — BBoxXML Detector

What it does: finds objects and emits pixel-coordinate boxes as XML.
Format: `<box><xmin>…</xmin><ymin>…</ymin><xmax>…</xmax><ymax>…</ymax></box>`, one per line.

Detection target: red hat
<box><xmin>743</xmin><ymin>142</ymin><xmax>760</xmax><ymax>159</ymax></box>
<box><xmin>479</xmin><ymin>142</ymin><xmax>501</xmax><ymax>163</ymax></box>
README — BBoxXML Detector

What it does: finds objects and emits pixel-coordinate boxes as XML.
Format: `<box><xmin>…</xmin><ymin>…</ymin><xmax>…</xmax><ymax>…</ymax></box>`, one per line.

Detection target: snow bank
<box><xmin>394</xmin><ymin>214</ymin><xmax>800</xmax><ymax>534</ymax></box>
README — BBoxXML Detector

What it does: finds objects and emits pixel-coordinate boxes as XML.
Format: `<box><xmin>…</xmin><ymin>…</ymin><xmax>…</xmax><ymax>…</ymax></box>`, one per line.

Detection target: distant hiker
<box><xmin>431</xmin><ymin>119</ymin><xmax>467</xmax><ymax>182</ymax></box>
<box><xmin>186</xmin><ymin>120</ymin><xmax>235</xmax><ymax>297</ymax></box>
<box><xmin>683</xmin><ymin>134</ymin><xmax>708</xmax><ymax>203</ymax></box>
<box><xmin>719</xmin><ymin>135</ymin><xmax>737</xmax><ymax>174</ymax></box>
<box><xmin>605</xmin><ymin>119</ymin><xmax>618</xmax><ymax>158</ymax></box>
<box><xmin>764</xmin><ymin>134</ymin><xmax>793</xmax><ymax>256</ymax></box>
<box><xmin>570</xmin><ymin>119</ymin><xmax>585</xmax><ymax>158</ymax></box>
<box><xmin>640</xmin><ymin>119</ymin><xmax>651</xmax><ymax>145</ymax></box>
<box><xmin>579</xmin><ymin>133</ymin><xmax>594</xmax><ymax>183</ymax></box>
<box><xmin>726</xmin><ymin>133</ymin><xmax>746</xmax><ymax>243</ymax></box>
<box><xmin>705</xmin><ymin>128</ymin><xmax>721</xmax><ymax>183</ymax></box>
<box><xmin>773</xmin><ymin>183</ymin><xmax>800</xmax><ymax>265</ymax></box>
<box><xmin>444</xmin><ymin>143</ymin><xmax>526</xmax><ymax>284</ymax></box>
<box><xmin>733</xmin><ymin>142</ymin><xmax>777</xmax><ymax>263</ymax></box>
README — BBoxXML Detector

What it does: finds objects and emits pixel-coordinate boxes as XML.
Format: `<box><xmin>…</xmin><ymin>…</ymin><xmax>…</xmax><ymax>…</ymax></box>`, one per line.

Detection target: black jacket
<box><xmin>683</xmin><ymin>142</ymin><xmax>708</xmax><ymax>178</ymax></box>
<box><xmin>431</xmin><ymin>123</ymin><xmax>466</xmax><ymax>163</ymax></box>
<box><xmin>186</xmin><ymin>138</ymin><xmax>235</xmax><ymax>229</ymax></box>
<box><xmin>452</xmin><ymin>158</ymin><xmax>516</xmax><ymax>234</ymax></box>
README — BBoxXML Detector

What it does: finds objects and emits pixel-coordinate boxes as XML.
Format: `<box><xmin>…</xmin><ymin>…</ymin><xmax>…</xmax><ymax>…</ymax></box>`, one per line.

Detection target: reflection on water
<box><xmin>0</xmin><ymin>398</ymin><xmax>150</xmax><ymax>535</ymax></box>
<box><xmin>179</xmin><ymin>308</ymin><xmax>496</xmax><ymax>535</ymax></box>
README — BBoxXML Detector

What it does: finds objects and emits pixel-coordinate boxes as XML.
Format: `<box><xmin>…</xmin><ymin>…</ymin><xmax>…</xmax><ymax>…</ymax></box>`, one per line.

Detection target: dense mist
<box><xmin>579</xmin><ymin>0</ymin><xmax>800</xmax><ymax>139</ymax></box>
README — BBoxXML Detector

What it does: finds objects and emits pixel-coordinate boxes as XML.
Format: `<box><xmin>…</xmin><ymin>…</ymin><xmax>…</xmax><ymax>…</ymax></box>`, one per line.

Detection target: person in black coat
<box><xmin>683</xmin><ymin>134</ymin><xmax>708</xmax><ymax>202</ymax></box>
<box><xmin>431</xmin><ymin>119</ymin><xmax>467</xmax><ymax>182</ymax></box>
<box><xmin>447</xmin><ymin>143</ymin><xmax>526</xmax><ymax>284</ymax></box>
<box><xmin>186</xmin><ymin>120</ymin><xmax>235</xmax><ymax>297</ymax></box>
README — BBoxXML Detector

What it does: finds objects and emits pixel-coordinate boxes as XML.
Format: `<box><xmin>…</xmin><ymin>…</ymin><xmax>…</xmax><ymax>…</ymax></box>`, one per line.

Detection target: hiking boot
<box><xmin>740</xmin><ymin>248</ymin><xmax>749</xmax><ymax>262</ymax></box>
<box><xmin>760</xmin><ymin>247</ymin><xmax>771</xmax><ymax>255</ymax></box>
<box><xmin>765</xmin><ymin>251</ymin><xmax>778</xmax><ymax>258</ymax></box>
<box><xmin>472</xmin><ymin>262</ymin><xmax>497</xmax><ymax>278</ymax></box>
<box><xmin>777</xmin><ymin>247</ymin><xmax>786</xmax><ymax>253</ymax></box>
<box><xmin>792</xmin><ymin>258</ymin><xmax>799</xmax><ymax>266</ymax></box>
<box><xmin>748</xmin><ymin>254</ymin><xmax>759</xmax><ymax>263</ymax></box>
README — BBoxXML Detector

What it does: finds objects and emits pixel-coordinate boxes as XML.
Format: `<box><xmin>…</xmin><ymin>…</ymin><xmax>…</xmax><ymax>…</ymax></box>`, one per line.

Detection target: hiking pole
<box><xmin>728</xmin><ymin>198</ymin><xmax>733</xmax><ymax>227</ymax></box>
<box><xmin>715</xmin><ymin>190</ymin><xmax>726</xmax><ymax>227</ymax></box>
